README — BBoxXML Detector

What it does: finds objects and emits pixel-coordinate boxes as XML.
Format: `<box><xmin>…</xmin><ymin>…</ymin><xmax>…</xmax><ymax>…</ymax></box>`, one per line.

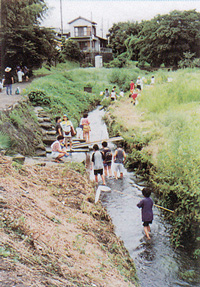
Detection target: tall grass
<box><xmin>133</xmin><ymin>68</ymin><xmax>200</xmax><ymax>248</ymax></box>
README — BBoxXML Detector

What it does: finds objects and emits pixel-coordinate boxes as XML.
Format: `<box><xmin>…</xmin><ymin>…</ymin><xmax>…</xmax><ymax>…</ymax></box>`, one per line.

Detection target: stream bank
<box><xmin>0</xmin><ymin>156</ymin><xmax>137</xmax><ymax>287</ymax></box>
<box><xmin>87</xmin><ymin>106</ymin><xmax>199</xmax><ymax>287</ymax></box>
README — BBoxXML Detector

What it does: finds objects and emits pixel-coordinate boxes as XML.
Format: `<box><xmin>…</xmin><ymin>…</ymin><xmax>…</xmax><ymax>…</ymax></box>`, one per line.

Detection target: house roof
<box><xmin>68</xmin><ymin>16</ymin><xmax>97</xmax><ymax>25</ymax></box>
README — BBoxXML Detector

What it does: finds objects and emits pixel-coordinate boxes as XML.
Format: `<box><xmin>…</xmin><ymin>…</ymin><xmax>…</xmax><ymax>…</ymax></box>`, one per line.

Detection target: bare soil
<box><xmin>0</xmin><ymin>156</ymin><xmax>137</xmax><ymax>287</ymax></box>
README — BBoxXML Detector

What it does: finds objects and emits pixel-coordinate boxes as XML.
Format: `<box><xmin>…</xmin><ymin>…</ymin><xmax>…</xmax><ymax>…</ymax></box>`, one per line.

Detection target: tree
<box><xmin>1</xmin><ymin>0</ymin><xmax>57</xmax><ymax>69</ymax></box>
<box><xmin>62</xmin><ymin>39</ymin><xmax>83</xmax><ymax>62</ymax></box>
<box><xmin>135</xmin><ymin>10</ymin><xmax>200</xmax><ymax>67</ymax></box>
<box><xmin>108</xmin><ymin>22</ymin><xmax>141</xmax><ymax>57</ymax></box>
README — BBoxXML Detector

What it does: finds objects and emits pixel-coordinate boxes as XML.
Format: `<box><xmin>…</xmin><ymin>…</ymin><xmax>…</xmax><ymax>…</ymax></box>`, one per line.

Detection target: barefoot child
<box><xmin>137</xmin><ymin>187</ymin><xmax>153</xmax><ymax>239</ymax></box>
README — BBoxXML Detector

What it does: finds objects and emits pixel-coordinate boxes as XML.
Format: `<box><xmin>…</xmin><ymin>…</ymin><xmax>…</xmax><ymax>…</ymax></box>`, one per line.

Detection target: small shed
<box><xmin>95</xmin><ymin>55</ymin><xmax>103</xmax><ymax>68</ymax></box>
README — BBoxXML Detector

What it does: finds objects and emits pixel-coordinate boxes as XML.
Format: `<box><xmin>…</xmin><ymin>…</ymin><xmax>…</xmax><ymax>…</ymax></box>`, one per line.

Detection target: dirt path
<box><xmin>0</xmin><ymin>81</ymin><xmax>31</xmax><ymax>110</ymax></box>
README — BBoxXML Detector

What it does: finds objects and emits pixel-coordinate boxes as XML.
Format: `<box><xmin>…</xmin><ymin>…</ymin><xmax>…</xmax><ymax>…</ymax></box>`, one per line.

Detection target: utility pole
<box><xmin>60</xmin><ymin>0</ymin><xmax>63</xmax><ymax>36</ymax></box>
<box><xmin>0</xmin><ymin>0</ymin><xmax>4</xmax><ymax>78</ymax></box>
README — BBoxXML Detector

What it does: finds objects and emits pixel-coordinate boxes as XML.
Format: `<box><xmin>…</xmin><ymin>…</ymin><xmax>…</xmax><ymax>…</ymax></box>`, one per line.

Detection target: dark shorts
<box><xmin>94</xmin><ymin>169</ymin><xmax>103</xmax><ymax>176</ymax></box>
<box><xmin>103</xmin><ymin>162</ymin><xmax>112</xmax><ymax>167</ymax></box>
<box><xmin>143</xmin><ymin>221</ymin><xmax>152</xmax><ymax>227</ymax></box>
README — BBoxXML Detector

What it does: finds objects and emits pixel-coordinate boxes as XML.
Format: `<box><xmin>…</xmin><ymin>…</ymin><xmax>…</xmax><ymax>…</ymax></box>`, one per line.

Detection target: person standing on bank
<box><xmin>55</xmin><ymin>116</ymin><xmax>63</xmax><ymax>136</ymax></box>
<box><xmin>3</xmin><ymin>67</ymin><xmax>14</xmax><ymax>95</ymax></box>
<box><xmin>60</xmin><ymin>114</ymin><xmax>76</xmax><ymax>150</ymax></box>
<box><xmin>91</xmin><ymin>144</ymin><xmax>106</xmax><ymax>185</ymax></box>
<box><xmin>137</xmin><ymin>187</ymin><xmax>153</xmax><ymax>240</ymax></box>
<box><xmin>113</xmin><ymin>144</ymin><xmax>126</xmax><ymax>179</ymax></box>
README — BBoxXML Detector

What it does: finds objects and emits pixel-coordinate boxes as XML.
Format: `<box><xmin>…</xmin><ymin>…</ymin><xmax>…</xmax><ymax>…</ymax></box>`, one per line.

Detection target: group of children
<box><xmin>91</xmin><ymin>142</ymin><xmax>126</xmax><ymax>185</ymax></box>
<box><xmin>51</xmin><ymin>114</ymin><xmax>76</xmax><ymax>162</ymax></box>
<box><xmin>103</xmin><ymin>86</ymin><xmax>124</xmax><ymax>101</ymax></box>
<box><xmin>52</xmin><ymin>113</ymin><xmax>154</xmax><ymax>240</ymax></box>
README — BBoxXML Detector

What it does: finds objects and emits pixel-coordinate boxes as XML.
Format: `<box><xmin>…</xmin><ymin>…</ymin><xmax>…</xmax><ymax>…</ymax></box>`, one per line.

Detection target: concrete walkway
<box><xmin>0</xmin><ymin>81</ymin><xmax>31</xmax><ymax>111</ymax></box>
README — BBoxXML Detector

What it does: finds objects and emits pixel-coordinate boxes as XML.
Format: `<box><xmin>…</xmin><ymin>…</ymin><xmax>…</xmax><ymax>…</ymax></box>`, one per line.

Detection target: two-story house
<box><xmin>68</xmin><ymin>16</ymin><xmax>108</xmax><ymax>52</ymax></box>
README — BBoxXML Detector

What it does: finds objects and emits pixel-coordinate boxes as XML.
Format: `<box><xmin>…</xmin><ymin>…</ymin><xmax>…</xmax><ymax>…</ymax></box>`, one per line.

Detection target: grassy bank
<box><xmin>0</xmin><ymin>62</ymin><xmax>143</xmax><ymax>154</ymax></box>
<box><xmin>105</xmin><ymin>68</ymin><xmax>200</xmax><ymax>256</ymax></box>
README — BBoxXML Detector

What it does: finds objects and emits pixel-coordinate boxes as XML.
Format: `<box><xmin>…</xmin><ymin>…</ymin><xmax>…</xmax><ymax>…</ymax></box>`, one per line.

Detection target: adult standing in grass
<box><xmin>137</xmin><ymin>187</ymin><xmax>153</xmax><ymax>240</ymax></box>
<box><xmin>3</xmin><ymin>67</ymin><xmax>14</xmax><ymax>95</ymax></box>
<box><xmin>113</xmin><ymin>144</ymin><xmax>126</xmax><ymax>179</ymax></box>
<box><xmin>60</xmin><ymin>114</ymin><xmax>76</xmax><ymax>150</ymax></box>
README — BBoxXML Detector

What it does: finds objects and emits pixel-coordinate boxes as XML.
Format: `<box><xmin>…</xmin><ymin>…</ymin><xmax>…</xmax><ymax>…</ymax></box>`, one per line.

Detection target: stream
<box><xmin>77</xmin><ymin>106</ymin><xmax>199</xmax><ymax>287</ymax></box>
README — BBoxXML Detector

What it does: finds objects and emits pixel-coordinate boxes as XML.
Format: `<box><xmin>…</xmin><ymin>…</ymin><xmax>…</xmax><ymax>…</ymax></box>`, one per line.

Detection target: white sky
<box><xmin>42</xmin><ymin>0</ymin><xmax>200</xmax><ymax>37</ymax></box>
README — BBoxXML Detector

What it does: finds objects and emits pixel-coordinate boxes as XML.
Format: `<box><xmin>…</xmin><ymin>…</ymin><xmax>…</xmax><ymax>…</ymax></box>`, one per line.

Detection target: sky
<box><xmin>42</xmin><ymin>0</ymin><xmax>200</xmax><ymax>37</ymax></box>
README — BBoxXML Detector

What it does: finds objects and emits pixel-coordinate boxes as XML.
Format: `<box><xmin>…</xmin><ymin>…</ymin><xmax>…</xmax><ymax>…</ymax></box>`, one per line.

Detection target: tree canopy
<box><xmin>108</xmin><ymin>22</ymin><xmax>141</xmax><ymax>57</ymax></box>
<box><xmin>108</xmin><ymin>10</ymin><xmax>200</xmax><ymax>67</ymax></box>
<box><xmin>1</xmin><ymin>0</ymin><xmax>57</xmax><ymax>69</ymax></box>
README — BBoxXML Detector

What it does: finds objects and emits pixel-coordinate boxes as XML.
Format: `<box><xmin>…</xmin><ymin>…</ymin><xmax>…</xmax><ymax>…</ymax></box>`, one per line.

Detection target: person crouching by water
<box><xmin>137</xmin><ymin>187</ymin><xmax>153</xmax><ymax>240</ymax></box>
<box><xmin>81</xmin><ymin>113</ymin><xmax>91</xmax><ymax>143</ymax></box>
<box><xmin>113</xmin><ymin>144</ymin><xmax>126</xmax><ymax>179</ymax></box>
<box><xmin>51</xmin><ymin>135</ymin><xmax>69</xmax><ymax>163</ymax></box>
<box><xmin>91</xmin><ymin>144</ymin><xmax>106</xmax><ymax>185</ymax></box>
<box><xmin>60</xmin><ymin>114</ymin><xmax>76</xmax><ymax>150</ymax></box>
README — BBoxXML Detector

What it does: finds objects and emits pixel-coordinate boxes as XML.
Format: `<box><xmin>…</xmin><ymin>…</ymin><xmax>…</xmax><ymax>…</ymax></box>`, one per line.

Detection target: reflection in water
<box><xmin>74</xmin><ymin>107</ymin><xmax>199</xmax><ymax>287</ymax></box>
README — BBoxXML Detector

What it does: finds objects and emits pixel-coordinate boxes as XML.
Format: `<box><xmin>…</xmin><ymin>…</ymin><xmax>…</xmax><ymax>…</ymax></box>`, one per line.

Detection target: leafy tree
<box><xmin>1</xmin><ymin>0</ymin><xmax>57</xmax><ymax>69</ymax></box>
<box><xmin>108</xmin><ymin>22</ymin><xmax>141</xmax><ymax>57</ymax></box>
<box><xmin>135</xmin><ymin>10</ymin><xmax>200</xmax><ymax>67</ymax></box>
<box><xmin>62</xmin><ymin>39</ymin><xmax>83</xmax><ymax>62</ymax></box>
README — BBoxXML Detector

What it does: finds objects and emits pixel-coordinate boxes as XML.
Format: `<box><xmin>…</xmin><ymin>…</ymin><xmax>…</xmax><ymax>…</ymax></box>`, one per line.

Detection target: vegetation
<box><xmin>61</xmin><ymin>39</ymin><xmax>83</xmax><ymax>62</ymax></box>
<box><xmin>108</xmin><ymin>10</ymin><xmax>200</xmax><ymax>67</ymax></box>
<box><xmin>1</xmin><ymin>0</ymin><xmax>57</xmax><ymax>69</ymax></box>
<box><xmin>105</xmin><ymin>68</ymin><xmax>200</xmax><ymax>256</ymax></box>
<box><xmin>0</xmin><ymin>157</ymin><xmax>137</xmax><ymax>286</ymax></box>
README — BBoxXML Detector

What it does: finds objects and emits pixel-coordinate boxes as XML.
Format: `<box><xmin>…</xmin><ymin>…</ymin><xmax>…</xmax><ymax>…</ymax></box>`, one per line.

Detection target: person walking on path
<box><xmin>17</xmin><ymin>68</ymin><xmax>24</xmax><ymax>83</ymax></box>
<box><xmin>102</xmin><ymin>141</ymin><xmax>112</xmax><ymax>177</ymax></box>
<box><xmin>91</xmin><ymin>144</ymin><xmax>106</xmax><ymax>185</ymax></box>
<box><xmin>81</xmin><ymin>113</ymin><xmax>91</xmax><ymax>143</ymax></box>
<box><xmin>3</xmin><ymin>67</ymin><xmax>14</xmax><ymax>95</ymax></box>
<box><xmin>113</xmin><ymin>144</ymin><xmax>126</xmax><ymax>179</ymax></box>
<box><xmin>60</xmin><ymin>114</ymin><xmax>76</xmax><ymax>150</ymax></box>
<box><xmin>51</xmin><ymin>135</ymin><xmax>69</xmax><ymax>163</ymax></box>
<box><xmin>137</xmin><ymin>187</ymin><xmax>154</xmax><ymax>240</ymax></box>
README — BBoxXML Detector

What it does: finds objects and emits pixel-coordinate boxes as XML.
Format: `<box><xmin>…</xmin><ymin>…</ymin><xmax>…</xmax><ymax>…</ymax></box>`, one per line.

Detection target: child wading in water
<box><xmin>91</xmin><ymin>144</ymin><xmax>106</xmax><ymax>185</ymax></box>
<box><xmin>137</xmin><ymin>187</ymin><xmax>153</xmax><ymax>240</ymax></box>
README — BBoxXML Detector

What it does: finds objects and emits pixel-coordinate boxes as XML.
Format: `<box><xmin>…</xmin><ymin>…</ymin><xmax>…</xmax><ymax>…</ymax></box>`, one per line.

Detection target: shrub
<box><xmin>28</xmin><ymin>90</ymin><xmax>51</xmax><ymax>106</ymax></box>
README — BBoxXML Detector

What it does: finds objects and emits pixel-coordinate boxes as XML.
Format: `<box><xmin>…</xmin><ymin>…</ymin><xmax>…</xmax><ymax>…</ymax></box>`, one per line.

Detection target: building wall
<box><xmin>69</xmin><ymin>19</ymin><xmax>95</xmax><ymax>37</ymax></box>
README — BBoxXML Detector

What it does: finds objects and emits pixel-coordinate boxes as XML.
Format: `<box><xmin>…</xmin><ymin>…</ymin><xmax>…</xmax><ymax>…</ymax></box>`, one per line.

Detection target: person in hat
<box><xmin>3</xmin><ymin>67</ymin><xmax>14</xmax><ymax>95</ymax></box>
<box><xmin>60</xmin><ymin>114</ymin><xmax>76</xmax><ymax>150</ymax></box>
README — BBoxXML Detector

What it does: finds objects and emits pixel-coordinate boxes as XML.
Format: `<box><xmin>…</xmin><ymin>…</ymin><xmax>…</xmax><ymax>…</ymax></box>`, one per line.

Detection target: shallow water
<box><xmin>85</xmin><ymin>107</ymin><xmax>199</xmax><ymax>287</ymax></box>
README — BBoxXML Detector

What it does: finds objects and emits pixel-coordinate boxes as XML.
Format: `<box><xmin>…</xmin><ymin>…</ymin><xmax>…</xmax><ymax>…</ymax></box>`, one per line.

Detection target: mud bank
<box><xmin>0</xmin><ymin>157</ymin><xmax>137</xmax><ymax>287</ymax></box>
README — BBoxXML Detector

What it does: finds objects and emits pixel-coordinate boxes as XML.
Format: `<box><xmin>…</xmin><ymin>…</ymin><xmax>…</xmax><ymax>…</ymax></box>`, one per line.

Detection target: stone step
<box><xmin>39</xmin><ymin>122</ymin><xmax>54</xmax><ymax>130</ymax></box>
<box><xmin>37</xmin><ymin>117</ymin><xmax>51</xmax><ymax>123</ymax></box>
